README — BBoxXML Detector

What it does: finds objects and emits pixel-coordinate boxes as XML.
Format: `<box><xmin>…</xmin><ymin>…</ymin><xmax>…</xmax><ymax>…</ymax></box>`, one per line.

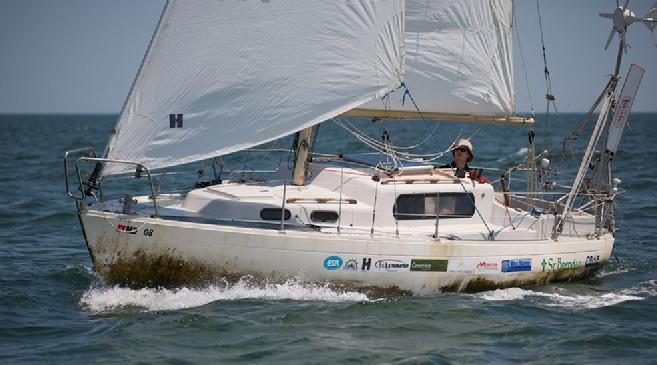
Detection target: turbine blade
<box><xmin>645</xmin><ymin>6</ymin><xmax>657</xmax><ymax>31</ymax></box>
<box><xmin>645</xmin><ymin>18</ymin><xmax>657</xmax><ymax>32</ymax></box>
<box><xmin>605</xmin><ymin>28</ymin><xmax>616</xmax><ymax>50</ymax></box>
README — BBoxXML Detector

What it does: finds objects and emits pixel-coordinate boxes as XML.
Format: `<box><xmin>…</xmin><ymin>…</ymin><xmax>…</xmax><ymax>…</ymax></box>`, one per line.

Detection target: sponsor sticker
<box><xmin>475</xmin><ymin>261</ymin><xmax>499</xmax><ymax>273</ymax></box>
<box><xmin>447</xmin><ymin>260</ymin><xmax>474</xmax><ymax>274</ymax></box>
<box><xmin>116</xmin><ymin>224</ymin><xmax>138</xmax><ymax>234</ymax></box>
<box><xmin>361</xmin><ymin>257</ymin><xmax>372</xmax><ymax>271</ymax></box>
<box><xmin>374</xmin><ymin>259</ymin><xmax>410</xmax><ymax>272</ymax></box>
<box><xmin>585</xmin><ymin>255</ymin><xmax>600</xmax><ymax>268</ymax></box>
<box><xmin>323</xmin><ymin>256</ymin><xmax>343</xmax><ymax>271</ymax></box>
<box><xmin>501</xmin><ymin>258</ymin><xmax>531</xmax><ymax>273</ymax></box>
<box><xmin>540</xmin><ymin>257</ymin><xmax>583</xmax><ymax>272</ymax></box>
<box><xmin>343</xmin><ymin>259</ymin><xmax>359</xmax><ymax>271</ymax></box>
<box><xmin>410</xmin><ymin>259</ymin><xmax>448</xmax><ymax>272</ymax></box>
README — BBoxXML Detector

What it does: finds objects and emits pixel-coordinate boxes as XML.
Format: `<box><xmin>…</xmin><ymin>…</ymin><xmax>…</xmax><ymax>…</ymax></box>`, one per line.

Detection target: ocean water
<box><xmin>2</xmin><ymin>113</ymin><xmax>657</xmax><ymax>364</ymax></box>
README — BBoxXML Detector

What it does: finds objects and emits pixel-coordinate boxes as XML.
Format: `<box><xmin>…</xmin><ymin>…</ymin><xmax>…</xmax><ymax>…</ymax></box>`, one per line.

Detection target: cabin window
<box><xmin>310</xmin><ymin>210</ymin><xmax>339</xmax><ymax>223</ymax></box>
<box><xmin>394</xmin><ymin>193</ymin><xmax>475</xmax><ymax>220</ymax></box>
<box><xmin>260</xmin><ymin>208</ymin><xmax>291</xmax><ymax>221</ymax></box>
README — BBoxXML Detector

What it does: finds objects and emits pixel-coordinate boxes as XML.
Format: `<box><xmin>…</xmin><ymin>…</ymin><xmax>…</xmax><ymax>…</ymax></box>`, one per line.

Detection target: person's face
<box><xmin>453</xmin><ymin>146</ymin><xmax>470</xmax><ymax>164</ymax></box>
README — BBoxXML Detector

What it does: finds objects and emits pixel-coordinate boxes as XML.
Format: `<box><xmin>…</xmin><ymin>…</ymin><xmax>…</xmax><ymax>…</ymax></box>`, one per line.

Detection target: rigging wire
<box><xmin>528</xmin><ymin>0</ymin><xmax>594</xmax><ymax>201</ymax></box>
<box><xmin>536</xmin><ymin>0</ymin><xmax>555</xmax><ymax>145</ymax></box>
<box><xmin>333</xmin><ymin>83</ymin><xmax>482</xmax><ymax>166</ymax></box>
<box><xmin>333</xmin><ymin>118</ymin><xmax>451</xmax><ymax>162</ymax></box>
<box><xmin>335</xmin><ymin>117</ymin><xmax>437</xmax><ymax>152</ymax></box>
<box><xmin>399</xmin><ymin>83</ymin><xmax>444</xmax><ymax>150</ymax></box>
<box><xmin>513</xmin><ymin>1</ymin><xmax>535</xmax><ymax>116</ymax></box>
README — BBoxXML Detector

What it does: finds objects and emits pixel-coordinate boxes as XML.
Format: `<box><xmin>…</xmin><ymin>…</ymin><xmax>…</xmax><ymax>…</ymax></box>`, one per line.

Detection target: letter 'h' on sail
<box><xmin>103</xmin><ymin>0</ymin><xmax>405</xmax><ymax>175</ymax></box>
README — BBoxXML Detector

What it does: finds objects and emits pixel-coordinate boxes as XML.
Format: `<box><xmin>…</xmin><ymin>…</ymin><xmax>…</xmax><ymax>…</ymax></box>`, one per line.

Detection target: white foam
<box><xmin>479</xmin><ymin>287</ymin><xmax>538</xmax><ymax>301</ymax></box>
<box><xmin>64</xmin><ymin>264</ymin><xmax>97</xmax><ymax>277</ymax></box>
<box><xmin>621</xmin><ymin>279</ymin><xmax>657</xmax><ymax>297</ymax></box>
<box><xmin>478</xmin><ymin>286</ymin><xmax>643</xmax><ymax>309</ymax></box>
<box><xmin>595</xmin><ymin>266</ymin><xmax>633</xmax><ymax>278</ymax></box>
<box><xmin>80</xmin><ymin>279</ymin><xmax>371</xmax><ymax>313</ymax></box>
<box><xmin>545</xmin><ymin>292</ymin><xmax>643</xmax><ymax>309</ymax></box>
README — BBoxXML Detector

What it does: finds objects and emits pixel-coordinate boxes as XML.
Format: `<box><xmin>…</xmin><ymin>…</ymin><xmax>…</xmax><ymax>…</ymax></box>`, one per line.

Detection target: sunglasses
<box><xmin>454</xmin><ymin>147</ymin><xmax>469</xmax><ymax>153</ymax></box>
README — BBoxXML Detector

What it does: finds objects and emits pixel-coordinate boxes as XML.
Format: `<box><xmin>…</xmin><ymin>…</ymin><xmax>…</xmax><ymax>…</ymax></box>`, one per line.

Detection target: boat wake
<box><xmin>477</xmin><ymin>279</ymin><xmax>657</xmax><ymax>309</ymax></box>
<box><xmin>80</xmin><ymin>279</ymin><xmax>372</xmax><ymax>313</ymax></box>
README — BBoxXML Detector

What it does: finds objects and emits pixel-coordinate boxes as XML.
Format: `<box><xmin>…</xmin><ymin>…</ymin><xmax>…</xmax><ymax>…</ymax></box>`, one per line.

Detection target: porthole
<box><xmin>260</xmin><ymin>208</ymin><xmax>291</xmax><ymax>221</ymax></box>
<box><xmin>310</xmin><ymin>210</ymin><xmax>339</xmax><ymax>223</ymax></box>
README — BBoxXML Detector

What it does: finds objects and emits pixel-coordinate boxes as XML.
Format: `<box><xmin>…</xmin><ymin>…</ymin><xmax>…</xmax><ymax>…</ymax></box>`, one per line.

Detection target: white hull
<box><xmin>80</xmin><ymin>210</ymin><xmax>613</xmax><ymax>295</ymax></box>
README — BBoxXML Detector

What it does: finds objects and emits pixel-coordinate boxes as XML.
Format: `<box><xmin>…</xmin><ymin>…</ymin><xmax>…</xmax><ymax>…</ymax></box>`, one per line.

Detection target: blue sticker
<box><xmin>323</xmin><ymin>256</ymin><xmax>343</xmax><ymax>270</ymax></box>
<box><xmin>501</xmin><ymin>258</ymin><xmax>532</xmax><ymax>273</ymax></box>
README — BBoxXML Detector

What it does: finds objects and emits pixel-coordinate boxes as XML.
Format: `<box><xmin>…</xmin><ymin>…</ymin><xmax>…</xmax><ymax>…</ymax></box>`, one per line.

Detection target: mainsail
<box><xmin>104</xmin><ymin>0</ymin><xmax>405</xmax><ymax>175</ymax></box>
<box><xmin>347</xmin><ymin>0</ymin><xmax>516</xmax><ymax>122</ymax></box>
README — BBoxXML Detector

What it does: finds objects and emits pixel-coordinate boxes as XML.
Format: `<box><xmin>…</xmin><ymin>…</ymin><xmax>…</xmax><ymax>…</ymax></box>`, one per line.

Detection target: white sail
<box><xmin>355</xmin><ymin>0</ymin><xmax>514</xmax><ymax>118</ymax></box>
<box><xmin>104</xmin><ymin>0</ymin><xmax>405</xmax><ymax>175</ymax></box>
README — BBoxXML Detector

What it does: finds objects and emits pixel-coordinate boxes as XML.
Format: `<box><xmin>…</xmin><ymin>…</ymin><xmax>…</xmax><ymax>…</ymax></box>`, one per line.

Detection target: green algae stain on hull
<box><xmin>100</xmin><ymin>249</ymin><xmax>225</xmax><ymax>288</ymax></box>
<box><xmin>92</xmin><ymin>244</ymin><xmax>607</xmax><ymax>294</ymax></box>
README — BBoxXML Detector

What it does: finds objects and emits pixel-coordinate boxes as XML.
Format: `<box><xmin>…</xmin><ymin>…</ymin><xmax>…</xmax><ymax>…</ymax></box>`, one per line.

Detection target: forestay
<box><xmin>104</xmin><ymin>0</ymin><xmax>405</xmax><ymax>175</ymax></box>
<box><xmin>354</xmin><ymin>0</ymin><xmax>514</xmax><ymax>118</ymax></box>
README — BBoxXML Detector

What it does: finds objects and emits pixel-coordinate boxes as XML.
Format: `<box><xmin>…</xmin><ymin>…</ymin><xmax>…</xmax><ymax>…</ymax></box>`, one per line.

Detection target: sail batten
<box><xmin>103</xmin><ymin>0</ymin><xmax>405</xmax><ymax>175</ymax></box>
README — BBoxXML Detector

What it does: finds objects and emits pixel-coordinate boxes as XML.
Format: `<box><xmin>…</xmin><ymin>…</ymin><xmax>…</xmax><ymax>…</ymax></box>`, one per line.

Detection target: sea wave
<box><xmin>495</xmin><ymin>147</ymin><xmax>528</xmax><ymax>163</ymax></box>
<box><xmin>80</xmin><ymin>279</ymin><xmax>371</xmax><ymax>313</ymax></box>
<box><xmin>594</xmin><ymin>266</ymin><xmax>634</xmax><ymax>278</ymax></box>
<box><xmin>477</xmin><ymin>279</ymin><xmax>657</xmax><ymax>309</ymax></box>
<box><xmin>478</xmin><ymin>287</ymin><xmax>642</xmax><ymax>309</ymax></box>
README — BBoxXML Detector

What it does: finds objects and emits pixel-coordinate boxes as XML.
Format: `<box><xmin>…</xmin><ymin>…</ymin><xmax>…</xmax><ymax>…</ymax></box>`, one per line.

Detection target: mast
<box><xmin>292</xmin><ymin>127</ymin><xmax>313</xmax><ymax>186</ymax></box>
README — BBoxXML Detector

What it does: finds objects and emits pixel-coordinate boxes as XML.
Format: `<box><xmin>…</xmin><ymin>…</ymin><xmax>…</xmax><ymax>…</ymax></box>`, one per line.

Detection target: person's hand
<box><xmin>477</xmin><ymin>175</ymin><xmax>490</xmax><ymax>184</ymax></box>
<box><xmin>468</xmin><ymin>170</ymin><xmax>489</xmax><ymax>184</ymax></box>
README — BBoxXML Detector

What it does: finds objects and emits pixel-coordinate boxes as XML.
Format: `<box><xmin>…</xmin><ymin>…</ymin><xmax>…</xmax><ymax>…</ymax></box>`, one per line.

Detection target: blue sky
<box><xmin>0</xmin><ymin>0</ymin><xmax>655</xmax><ymax>114</ymax></box>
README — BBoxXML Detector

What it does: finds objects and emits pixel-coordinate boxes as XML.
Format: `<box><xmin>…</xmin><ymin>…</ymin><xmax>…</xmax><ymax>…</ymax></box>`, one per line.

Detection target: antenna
<box><xmin>600</xmin><ymin>0</ymin><xmax>657</xmax><ymax>52</ymax></box>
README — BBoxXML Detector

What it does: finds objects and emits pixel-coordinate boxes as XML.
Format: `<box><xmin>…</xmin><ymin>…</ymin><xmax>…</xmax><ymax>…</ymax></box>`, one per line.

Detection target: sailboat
<box><xmin>64</xmin><ymin>0</ymin><xmax>654</xmax><ymax>294</ymax></box>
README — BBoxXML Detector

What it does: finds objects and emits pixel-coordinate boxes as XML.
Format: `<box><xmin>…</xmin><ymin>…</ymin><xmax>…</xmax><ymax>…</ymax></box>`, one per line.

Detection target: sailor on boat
<box><xmin>440</xmin><ymin>139</ymin><xmax>473</xmax><ymax>172</ymax></box>
<box><xmin>440</xmin><ymin>139</ymin><xmax>489</xmax><ymax>183</ymax></box>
